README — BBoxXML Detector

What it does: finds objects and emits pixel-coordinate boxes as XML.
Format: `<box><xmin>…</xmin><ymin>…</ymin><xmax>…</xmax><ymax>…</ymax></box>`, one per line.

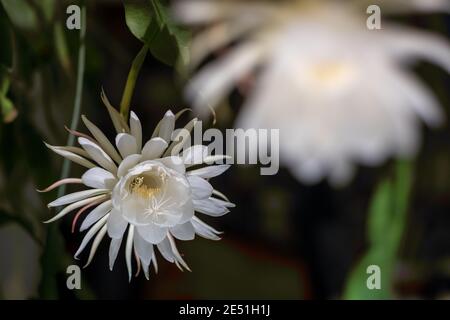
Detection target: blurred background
<box><xmin>0</xmin><ymin>0</ymin><xmax>449</xmax><ymax>300</ymax></box>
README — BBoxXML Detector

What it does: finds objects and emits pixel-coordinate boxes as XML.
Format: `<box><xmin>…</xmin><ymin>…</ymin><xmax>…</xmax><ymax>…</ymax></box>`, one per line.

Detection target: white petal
<box><xmin>115</xmin><ymin>133</ymin><xmax>138</xmax><ymax>159</ymax></box>
<box><xmin>156</xmin><ymin>238</ymin><xmax>174</xmax><ymax>263</ymax></box>
<box><xmin>167</xmin><ymin>234</ymin><xmax>191</xmax><ymax>271</ymax></box>
<box><xmin>83</xmin><ymin>225</ymin><xmax>107</xmax><ymax>268</ymax></box>
<box><xmin>78</xmin><ymin>137</ymin><xmax>117</xmax><ymax>174</ymax></box>
<box><xmin>155</xmin><ymin>156</ymin><xmax>186</xmax><ymax>174</ymax></box>
<box><xmin>82</xmin><ymin>115</ymin><xmax>122</xmax><ymax>163</ymax></box>
<box><xmin>187</xmin><ymin>175</ymin><xmax>213</xmax><ymax>199</ymax></box>
<box><xmin>170</xmin><ymin>222</ymin><xmax>195</xmax><ymax>241</ymax></box>
<box><xmin>186</xmin><ymin>41</ymin><xmax>266</xmax><ymax>113</ymax></box>
<box><xmin>193</xmin><ymin>197</ymin><xmax>234</xmax><ymax>217</ymax></box>
<box><xmin>48</xmin><ymin>189</ymin><xmax>109</xmax><ymax>207</ymax></box>
<box><xmin>45</xmin><ymin>142</ymin><xmax>95</xmax><ymax>169</ymax></box>
<box><xmin>82</xmin><ymin>167</ymin><xmax>117</xmax><ymax>190</ymax></box>
<box><xmin>182</xmin><ymin>145</ymin><xmax>208</xmax><ymax>166</ymax></box>
<box><xmin>203</xmin><ymin>155</ymin><xmax>232</xmax><ymax>165</ymax></box>
<box><xmin>187</xmin><ymin>164</ymin><xmax>231</xmax><ymax>178</ymax></box>
<box><xmin>141</xmin><ymin>137</ymin><xmax>168</xmax><ymax>160</ymax></box>
<box><xmin>75</xmin><ymin>213</ymin><xmax>109</xmax><ymax>258</ymax></box>
<box><xmin>80</xmin><ymin>200</ymin><xmax>112</xmax><ymax>232</ymax></box>
<box><xmin>44</xmin><ymin>195</ymin><xmax>106</xmax><ymax>224</ymax></box>
<box><xmin>164</xmin><ymin>118</ymin><xmax>198</xmax><ymax>157</ymax></box>
<box><xmin>192</xmin><ymin>216</ymin><xmax>222</xmax><ymax>240</ymax></box>
<box><xmin>117</xmin><ymin>154</ymin><xmax>142</xmax><ymax>178</ymax></box>
<box><xmin>134</xmin><ymin>230</ymin><xmax>154</xmax><ymax>266</ymax></box>
<box><xmin>136</xmin><ymin>224</ymin><xmax>167</xmax><ymax>244</ymax></box>
<box><xmin>130</xmin><ymin>111</ymin><xmax>142</xmax><ymax>152</ymax></box>
<box><xmin>125</xmin><ymin>225</ymin><xmax>134</xmax><ymax>282</ymax></box>
<box><xmin>109</xmin><ymin>237</ymin><xmax>123</xmax><ymax>271</ymax></box>
<box><xmin>158</xmin><ymin>110</ymin><xmax>175</xmax><ymax>142</ymax></box>
<box><xmin>107</xmin><ymin>208</ymin><xmax>128</xmax><ymax>239</ymax></box>
<box><xmin>382</xmin><ymin>26</ymin><xmax>450</xmax><ymax>73</ymax></box>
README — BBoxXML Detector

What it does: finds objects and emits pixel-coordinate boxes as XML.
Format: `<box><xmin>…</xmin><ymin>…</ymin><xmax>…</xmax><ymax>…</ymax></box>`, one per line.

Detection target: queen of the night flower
<box><xmin>40</xmin><ymin>91</ymin><xmax>234</xmax><ymax>280</ymax></box>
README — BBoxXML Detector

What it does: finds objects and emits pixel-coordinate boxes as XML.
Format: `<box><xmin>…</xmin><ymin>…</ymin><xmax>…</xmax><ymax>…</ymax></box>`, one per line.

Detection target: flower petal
<box><xmin>158</xmin><ymin>110</ymin><xmax>175</xmax><ymax>142</ymax></box>
<box><xmin>109</xmin><ymin>237</ymin><xmax>123</xmax><ymax>271</ymax></box>
<box><xmin>75</xmin><ymin>213</ymin><xmax>109</xmax><ymax>258</ymax></box>
<box><xmin>83</xmin><ymin>225</ymin><xmax>107</xmax><ymax>268</ymax></box>
<box><xmin>107</xmin><ymin>208</ymin><xmax>128</xmax><ymax>239</ymax></box>
<box><xmin>82</xmin><ymin>167</ymin><xmax>117</xmax><ymax>190</ymax></box>
<box><xmin>170</xmin><ymin>222</ymin><xmax>195</xmax><ymax>241</ymax></box>
<box><xmin>187</xmin><ymin>175</ymin><xmax>213</xmax><ymax>200</ymax></box>
<box><xmin>48</xmin><ymin>189</ymin><xmax>109</xmax><ymax>207</ymax></box>
<box><xmin>125</xmin><ymin>225</ymin><xmax>134</xmax><ymax>282</ymax></box>
<box><xmin>187</xmin><ymin>164</ymin><xmax>231</xmax><ymax>178</ymax></box>
<box><xmin>78</xmin><ymin>137</ymin><xmax>117</xmax><ymax>174</ymax></box>
<box><xmin>136</xmin><ymin>224</ymin><xmax>167</xmax><ymax>244</ymax></box>
<box><xmin>134</xmin><ymin>230</ymin><xmax>154</xmax><ymax>267</ymax></box>
<box><xmin>182</xmin><ymin>145</ymin><xmax>209</xmax><ymax>166</ymax></box>
<box><xmin>141</xmin><ymin>137</ymin><xmax>168</xmax><ymax>160</ymax></box>
<box><xmin>193</xmin><ymin>197</ymin><xmax>234</xmax><ymax>217</ymax></box>
<box><xmin>45</xmin><ymin>142</ymin><xmax>95</xmax><ymax>169</ymax></box>
<box><xmin>44</xmin><ymin>195</ymin><xmax>106</xmax><ymax>224</ymax></box>
<box><xmin>130</xmin><ymin>111</ymin><xmax>142</xmax><ymax>152</ymax></box>
<box><xmin>82</xmin><ymin>115</ymin><xmax>122</xmax><ymax>163</ymax></box>
<box><xmin>156</xmin><ymin>238</ymin><xmax>174</xmax><ymax>263</ymax></box>
<box><xmin>80</xmin><ymin>200</ymin><xmax>112</xmax><ymax>232</ymax></box>
<box><xmin>101</xmin><ymin>88</ymin><xmax>130</xmax><ymax>133</ymax></box>
<box><xmin>115</xmin><ymin>133</ymin><xmax>138</xmax><ymax>159</ymax></box>
<box><xmin>117</xmin><ymin>154</ymin><xmax>142</xmax><ymax>178</ymax></box>
<box><xmin>192</xmin><ymin>216</ymin><xmax>222</xmax><ymax>240</ymax></box>
<box><xmin>155</xmin><ymin>156</ymin><xmax>186</xmax><ymax>174</ymax></box>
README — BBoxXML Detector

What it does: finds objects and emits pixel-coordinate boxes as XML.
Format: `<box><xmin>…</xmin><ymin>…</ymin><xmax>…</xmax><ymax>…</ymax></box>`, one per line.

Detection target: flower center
<box><xmin>129</xmin><ymin>171</ymin><xmax>166</xmax><ymax>199</ymax></box>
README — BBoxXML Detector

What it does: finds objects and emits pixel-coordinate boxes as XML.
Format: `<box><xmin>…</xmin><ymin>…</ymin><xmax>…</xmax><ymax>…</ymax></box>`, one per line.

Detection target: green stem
<box><xmin>39</xmin><ymin>5</ymin><xmax>86</xmax><ymax>300</ymax></box>
<box><xmin>120</xmin><ymin>45</ymin><xmax>148</xmax><ymax>121</ymax></box>
<box><xmin>60</xmin><ymin>6</ymin><xmax>86</xmax><ymax>191</ymax></box>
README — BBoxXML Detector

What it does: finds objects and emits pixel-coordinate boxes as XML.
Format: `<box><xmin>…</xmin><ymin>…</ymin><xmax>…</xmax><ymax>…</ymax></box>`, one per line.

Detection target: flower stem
<box><xmin>58</xmin><ymin>8</ymin><xmax>86</xmax><ymax>196</ymax></box>
<box><xmin>120</xmin><ymin>44</ymin><xmax>148</xmax><ymax>121</ymax></box>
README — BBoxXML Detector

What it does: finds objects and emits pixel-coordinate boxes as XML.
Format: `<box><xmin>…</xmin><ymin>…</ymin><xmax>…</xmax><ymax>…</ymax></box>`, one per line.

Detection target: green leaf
<box><xmin>123</xmin><ymin>0</ymin><xmax>190</xmax><ymax>66</ymax></box>
<box><xmin>149</xmin><ymin>0</ymin><xmax>190</xmax><ymax>66</ymax></box>
<box><xmin>123</xmin><ymin>0</ymin><xmax>156</xmax><ymax>43</ymax></box>
<box><xmin>1</xmin><ymin>0</ymin><xmax>38</xmax><ymax>30</ymax></box>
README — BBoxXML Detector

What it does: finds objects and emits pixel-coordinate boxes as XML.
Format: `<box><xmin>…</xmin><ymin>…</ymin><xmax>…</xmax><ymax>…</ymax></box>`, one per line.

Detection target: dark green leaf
<box><xmin>123</xmin><ymin>0</ymin><xmax>190</xmax><ymax>66</ymax></box>
<box><xmin>123</xmin><ymin>0</ymin><xmax>155</xmax><ymax>43</ymax></box>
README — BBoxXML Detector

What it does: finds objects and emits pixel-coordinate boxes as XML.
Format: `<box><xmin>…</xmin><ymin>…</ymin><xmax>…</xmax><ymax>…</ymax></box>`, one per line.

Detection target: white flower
<box><xmin>175</xmin><ymin>0</ymin><xmax>450</xmax><ymax>185</ymax></box>
<box><xmin>40</xmin><ymin>91</ymin><xmax>234</xmax><ymax>280</ymax></box>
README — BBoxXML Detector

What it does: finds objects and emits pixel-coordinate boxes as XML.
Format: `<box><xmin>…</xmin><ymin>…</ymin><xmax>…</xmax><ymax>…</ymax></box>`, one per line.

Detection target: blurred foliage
<box><xmin>343</xmin><ymin>161</ymin><xmax>413</xmax><ymax>299</ymax></box>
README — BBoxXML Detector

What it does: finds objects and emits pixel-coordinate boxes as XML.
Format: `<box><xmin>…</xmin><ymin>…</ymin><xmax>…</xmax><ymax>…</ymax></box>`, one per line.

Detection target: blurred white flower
<box><xmin>40</xmin><ymin>92</ymin><xmax>234</xmax><ymax>280</ymax></box>
<box><xmin>175</xmin><ymin>0</ymin><xmax>450</xmax><ymax>185</ymax></box>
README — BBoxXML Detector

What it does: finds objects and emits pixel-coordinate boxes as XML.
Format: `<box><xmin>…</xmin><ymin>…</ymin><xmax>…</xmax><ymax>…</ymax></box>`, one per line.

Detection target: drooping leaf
<box><xmin>149</xmin><ymin>0</ymin><xmax>190</xmax><ymax>66</ymax></box>
<box><xmin>123</xmin><ymin>0</ymin><xmax>156</xmax><ymax>43</ymax></box>
<box><xmin>123</xmin><ymin>0</ymin><xmax>190</xmax><ymax>66</ymax></box>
